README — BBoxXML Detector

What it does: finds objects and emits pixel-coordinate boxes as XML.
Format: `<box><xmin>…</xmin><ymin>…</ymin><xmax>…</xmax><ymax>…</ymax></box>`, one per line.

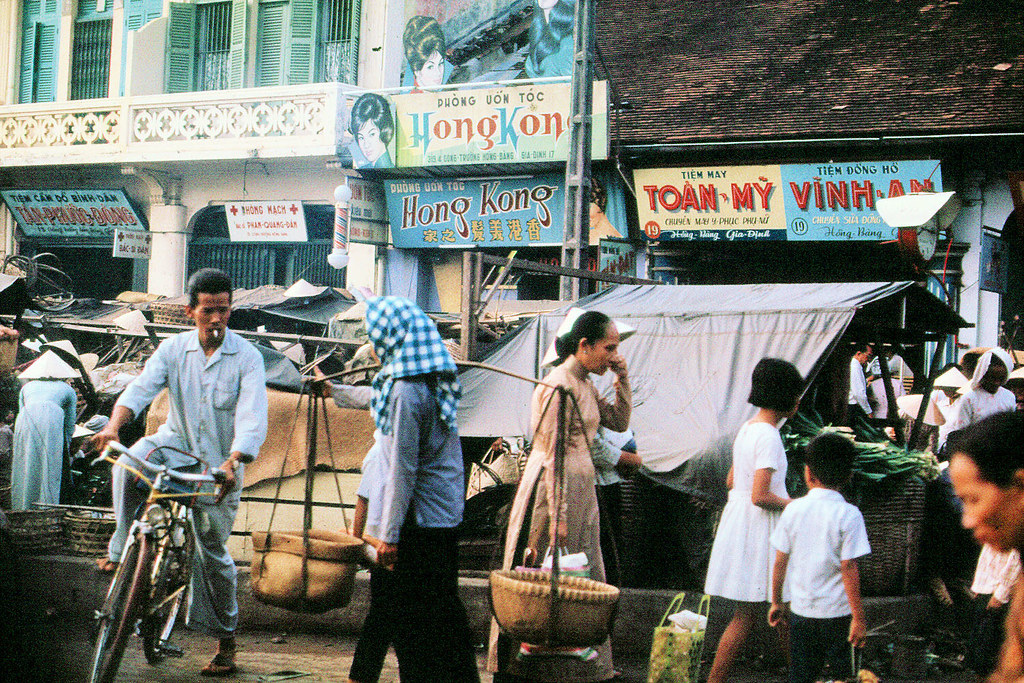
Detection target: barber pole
<box><xmin>328</xmin><ymin>183</ymin><xmax>352</xmax><ymax>269</ymax></box>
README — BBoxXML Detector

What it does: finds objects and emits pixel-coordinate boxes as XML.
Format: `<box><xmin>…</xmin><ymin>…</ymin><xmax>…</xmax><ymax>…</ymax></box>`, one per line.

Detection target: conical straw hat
<box><xmin>933</xmin><ymin>366</ymin><xmax>968</xmax><ymax>389</ymax></box>
<box><xmin>20</xmin><ymin>350</ymin><xmax>79</xmax><ymax>380</ymax></box>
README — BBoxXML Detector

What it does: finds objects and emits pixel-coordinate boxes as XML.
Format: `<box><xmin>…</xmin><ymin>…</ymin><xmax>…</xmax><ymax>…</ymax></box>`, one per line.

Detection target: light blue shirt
<box><xmin>116</xmin><ymin>329</ymin><xmax>268</xmax><ymax>466</ymax></box>
<box><xmin>378</xmin><ymin>378</ymin><xmax>464</xmax><ymax>544</ymax></box>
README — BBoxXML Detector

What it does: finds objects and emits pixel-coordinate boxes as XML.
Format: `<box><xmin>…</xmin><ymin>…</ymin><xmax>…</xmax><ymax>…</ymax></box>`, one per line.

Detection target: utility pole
<box><xmin>559</xmin><ymin>0</ymin><xmax>595</xmax><ymax>301</ymax></box>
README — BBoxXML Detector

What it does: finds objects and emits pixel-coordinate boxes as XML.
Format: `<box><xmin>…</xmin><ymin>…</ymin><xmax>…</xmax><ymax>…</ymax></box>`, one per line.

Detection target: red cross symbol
<box><xmin>229</xmin><ymin>205</ymin><xmax>238</xmax><ymax>215</ymax></box>
<box><xmin>289</xmin><ymin>203</ymin><xmax>300</xmax><ymax>214</ymax></box>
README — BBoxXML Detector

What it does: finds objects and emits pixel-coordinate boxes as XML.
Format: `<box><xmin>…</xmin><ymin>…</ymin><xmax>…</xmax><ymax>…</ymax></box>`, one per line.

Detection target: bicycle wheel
<box><xmin>142</xmin><ymin>534</ymin><xmax>193</xmax><ymax>664</ymax></box>
<box><xmin>88</xmin><ymin>534</ymin><xmax>151</xmax><ymax>683</ymax></box>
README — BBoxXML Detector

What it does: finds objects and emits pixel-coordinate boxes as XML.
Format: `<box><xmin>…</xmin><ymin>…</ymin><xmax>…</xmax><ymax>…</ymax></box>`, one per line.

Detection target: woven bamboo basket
<box><xmin>149</xmin><ymin>301</ymin><xmax>191</xmax><ymax>326</ymax></box>
<box><xmin>490</xmin><ymin>569</ymin><xmax>620</xmax><ymax>647</ymax></box>
<box><xmin>857</xmin><ymin>476</ymin><xmax>926</xmax><ymax>596</ymax></box>
<box><xmin>6</xmin><ymin>509</ymin><xmax>64</xmax><ymax>555</ymax></box>
<box><xmin>63</xmin><ymin>508</ymin><xmax>116</xmax><ymax>556</ymax></box>
<box><xmin>250</xmin><ymin>529</ymin><xmax>363</xmax><ymax>613</ymax></box>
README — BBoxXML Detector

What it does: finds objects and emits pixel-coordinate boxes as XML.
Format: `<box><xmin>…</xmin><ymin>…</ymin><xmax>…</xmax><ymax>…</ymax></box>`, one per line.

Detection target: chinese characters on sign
<box><xmin>224</xmin><ymin>201</ymin><xmax>308</xmax><ymax>242</ymax></box>
<box><xmin>634</xmin><ymin>160</ymin><xmax>942</xmax><ymax>242</ymax></box>
<box><xmin>384</xmin><ymin>174</ymin><xmax>566</xmax><ymax>248</ymax></box>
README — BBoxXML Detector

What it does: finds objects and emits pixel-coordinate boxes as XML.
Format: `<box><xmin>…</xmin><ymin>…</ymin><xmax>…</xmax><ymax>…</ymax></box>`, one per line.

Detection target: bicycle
<box><xmin>87</xmin><ymin>441</ymin><xmax>226</xmax><ymax>683</ymax></box>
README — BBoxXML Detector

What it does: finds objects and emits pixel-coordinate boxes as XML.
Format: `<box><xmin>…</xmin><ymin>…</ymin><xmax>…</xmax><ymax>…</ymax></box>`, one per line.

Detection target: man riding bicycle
<box><xmin>91</xmin><ymin>268</ymin><xmax>268</xmax><ymax>677</ymax></box>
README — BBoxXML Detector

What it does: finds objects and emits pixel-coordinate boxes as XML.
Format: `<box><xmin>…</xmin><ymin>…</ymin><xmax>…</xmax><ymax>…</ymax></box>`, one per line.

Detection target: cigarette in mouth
<box><xmin>212</xmin><ymin>329</ymin><xmax>221</xmax><ymax>340</ymax></box>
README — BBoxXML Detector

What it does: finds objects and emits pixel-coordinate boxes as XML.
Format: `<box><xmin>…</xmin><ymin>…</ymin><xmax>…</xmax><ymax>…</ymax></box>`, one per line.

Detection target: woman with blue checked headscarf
<box><xmin>362</xmin><ymin>296</ymin><xmax>479</xmax><ymax>683</ymax></box>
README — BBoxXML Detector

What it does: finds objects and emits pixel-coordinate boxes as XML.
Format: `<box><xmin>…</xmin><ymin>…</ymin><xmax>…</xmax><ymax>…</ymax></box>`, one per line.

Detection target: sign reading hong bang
<box><xmin>0</xmin><ymin>189</ymin><xmax>144</xmax><ymax>239</ymax></box>
<box><xmin>393</xmin><ymin>81</ymin><xmax>608</xmax><ymax>167</ymax></box>
<box><xmin>635</xmin><ymin>160</ymin><xmax>942</xmax><ymax>242</ymax></box>
<box><xmin>385</xmin><ymin>174</ymin><xmax>565</xmax><ymax>248</ymax></box>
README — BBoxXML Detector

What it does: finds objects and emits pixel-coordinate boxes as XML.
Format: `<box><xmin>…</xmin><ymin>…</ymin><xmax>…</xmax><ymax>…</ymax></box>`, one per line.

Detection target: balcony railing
<box><xmin>0</xmin><ymin>83</ymin><xmax>360</xmax><ymax>166</ymax></box>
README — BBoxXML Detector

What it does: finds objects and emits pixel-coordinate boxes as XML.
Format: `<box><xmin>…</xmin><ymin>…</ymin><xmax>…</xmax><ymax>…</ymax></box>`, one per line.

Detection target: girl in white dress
<box><xmin>704</xmin><ymin>357</ymin><xmax>804</xmax><ymax>683</ymax></box>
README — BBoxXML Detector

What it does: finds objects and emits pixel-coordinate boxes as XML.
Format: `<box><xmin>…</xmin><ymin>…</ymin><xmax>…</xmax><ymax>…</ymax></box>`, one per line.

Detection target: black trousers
<box><xmin>349</xmin><ymin>565</ymin><xmax>396</xmax><ymax>683</ymax></box>
<box><xmin>390</xmin><ymin>525</ymin><xmax>480</xmax><ymax>683</ymax></box>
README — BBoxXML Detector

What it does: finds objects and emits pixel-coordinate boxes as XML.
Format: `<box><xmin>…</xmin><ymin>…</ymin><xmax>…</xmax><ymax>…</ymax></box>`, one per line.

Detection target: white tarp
<box><xmin>457</xmin><ymin>282</ymin><xmax>914</xmax><ymax>490</ymax></box>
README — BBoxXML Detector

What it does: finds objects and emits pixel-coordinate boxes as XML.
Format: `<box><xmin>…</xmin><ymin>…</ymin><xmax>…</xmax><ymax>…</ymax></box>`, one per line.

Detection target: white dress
<box><xmin>704</xmin><ymin>421</ymin><xmax>789</xmax><ymax>602</ymax></box>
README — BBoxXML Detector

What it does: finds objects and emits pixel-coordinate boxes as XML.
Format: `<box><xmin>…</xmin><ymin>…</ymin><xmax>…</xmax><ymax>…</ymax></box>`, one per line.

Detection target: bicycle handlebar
<box><xmin>92</xmin><ymin>442</ymin><xmax>226</xmax><ymax>485</ymax></box>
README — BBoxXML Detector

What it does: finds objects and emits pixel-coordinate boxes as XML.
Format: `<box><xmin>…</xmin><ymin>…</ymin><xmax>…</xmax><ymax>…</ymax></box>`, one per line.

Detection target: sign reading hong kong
<box><xmin>385</xmin><ymin>174</ymin><xmax>565</xmax><ymax>248</ymax></box>
<box><xmin>392</xmin><ymin>81</ymin><xmax>608</xmax><ymax>167</ymax></box>
<box><xmin>0</xmin><ymin>189</ymin><xmax>145</xmax><ymax>238</ymax></box>
<box><xmin>634</xmin><ymin>161</ymin><xmax>942</xmax><ymax>242</ymax></box>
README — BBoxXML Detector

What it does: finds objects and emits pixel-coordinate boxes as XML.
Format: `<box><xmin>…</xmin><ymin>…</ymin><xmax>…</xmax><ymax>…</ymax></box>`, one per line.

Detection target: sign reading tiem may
<box><xmin>634</xmin><ymin>160</ymin><xmax>942</xmax><ymax>242</ymax></box>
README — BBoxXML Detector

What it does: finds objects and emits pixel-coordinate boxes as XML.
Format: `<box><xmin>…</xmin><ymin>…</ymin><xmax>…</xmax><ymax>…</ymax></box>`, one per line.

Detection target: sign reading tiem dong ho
<box><xmin>385</xmin><ymin>174</ymin><xmax>565</xmax><ymax>248</ymax></box>
<box><xmin>392</xmin><ymin>81</ymin><xmax>608</xmax><ymax>168</ymax></box>
<box><xmin>634</xmin><ymin>160</ymin><xmax>942</xmax><ymax>242</ymax></box>
<box><xmin>0</xmin><ymin>189</ymin><xmax>145</xmax><ymax>239</ymax></box>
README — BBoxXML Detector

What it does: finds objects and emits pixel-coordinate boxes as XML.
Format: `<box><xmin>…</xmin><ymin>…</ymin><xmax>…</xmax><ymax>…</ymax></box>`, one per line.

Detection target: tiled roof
<box><xmin>595</xmin><ymin>0</ymin><xmax>1024</xmax><ymax>146</ymax></box>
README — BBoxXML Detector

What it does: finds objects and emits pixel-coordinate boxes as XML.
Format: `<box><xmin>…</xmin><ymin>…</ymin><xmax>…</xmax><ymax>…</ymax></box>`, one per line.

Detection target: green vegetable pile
<box><xmin>781</xmin><ymin>407</ymin><xmax>940</xmax><ymax>498</ymax></box>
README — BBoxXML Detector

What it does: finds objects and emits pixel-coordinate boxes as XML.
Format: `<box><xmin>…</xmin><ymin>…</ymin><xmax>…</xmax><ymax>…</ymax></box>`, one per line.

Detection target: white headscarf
<box><xmin>970</xmin><ymin>348</ymin><xmax>1015</xmax><ymax>391</ymax></box>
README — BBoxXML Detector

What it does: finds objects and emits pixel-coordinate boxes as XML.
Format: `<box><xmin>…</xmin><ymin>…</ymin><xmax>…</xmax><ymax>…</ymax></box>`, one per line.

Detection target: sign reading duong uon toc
<box><xmin>392</xmin><ymin>81</ymin><xmax>608</xmax><ymax>168</ymax></box>
<box><xmin>224</xmin><ymin>201</ymin><xmax>308</xmax><ymax>242</ymax></box>
<box><xmin>385</xmin><ymin>174</ymin><xmax>565</xmax><ymax>248</ymax></box>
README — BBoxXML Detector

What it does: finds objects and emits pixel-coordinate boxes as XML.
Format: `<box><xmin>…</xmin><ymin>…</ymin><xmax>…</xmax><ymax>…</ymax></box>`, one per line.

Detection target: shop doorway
<box><xmin>1000</xmin><ymin>210</ymin><xmax>1024</xmax><ymax>353</ymax></box>
<box><xmin>18</xmin><ymin>243</ymin><xmax>134</xmax><ymax>301</ymax></box>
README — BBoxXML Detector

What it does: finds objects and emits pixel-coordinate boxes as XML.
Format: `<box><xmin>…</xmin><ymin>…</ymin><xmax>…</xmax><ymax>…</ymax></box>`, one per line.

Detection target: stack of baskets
<box><xmin>148</xmin><ymin>301</ymin><xmax>192</xmax><ymax>326</ymax></box>
<box><xmin>857</xmin><ymin>476</ymin><xmax>926</xmax><ymax>596</ymax></box>
<box><xmin>5</xmin><ymin>508</ymin><xmax>64</xmax><ymax>555</ymax></box>
<box><xmin>63</xmin><ymin>508</ymin><xmax>117</xmax><ymax>556</ymax></box>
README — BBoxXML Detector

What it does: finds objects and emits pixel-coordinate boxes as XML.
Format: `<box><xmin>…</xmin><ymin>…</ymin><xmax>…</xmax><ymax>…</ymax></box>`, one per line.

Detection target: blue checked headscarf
<box><xmin>365</xmin><ymin>296</ymin><xmax>461</xmax><ymax>435</ymax></box>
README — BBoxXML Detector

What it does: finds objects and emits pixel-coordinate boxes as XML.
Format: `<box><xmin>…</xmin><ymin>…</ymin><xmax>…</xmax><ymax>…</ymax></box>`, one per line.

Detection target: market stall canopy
<box><xmin>457</xmin><ymin>282</ymin><xmax>968</xmax><ymax>499</ymax></box>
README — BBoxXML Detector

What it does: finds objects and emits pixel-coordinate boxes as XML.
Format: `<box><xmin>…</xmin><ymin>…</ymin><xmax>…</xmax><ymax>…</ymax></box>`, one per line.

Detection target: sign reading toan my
<box><xmin>392</xmin><ymin>81</ymin><xmax>608</xmax><ymax>167</ymax></box>
<box><xmin>0</xmin><ymin>189</ymin><xmax>144</xmax><ymax>238</ymax></box>
<box><xmin>224</xmin><ymin>201</ymin><xmax>308</xmax><ymax>242</ymax></box>
<box><xmin>385</xmin><ymin>174</ymin><xmax>565</xmax><ymax>248</ymax></box>
<box><xmin>634</xmin><ymin>160</ymin><xmax>942</xmax><ymax>242</ymax></box>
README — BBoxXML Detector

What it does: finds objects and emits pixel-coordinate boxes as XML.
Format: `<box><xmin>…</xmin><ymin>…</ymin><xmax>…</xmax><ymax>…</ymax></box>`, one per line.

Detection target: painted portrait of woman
<box><xmin>526</xmin><ymin>0</ymin><xmax>576</xmax><ymax>79</ymax></box>
<box><xmin>348</xmin><ymin>93</ymin><xmax>395</xmax><ymax>169</ymax></box>
<box><xmin>402</xmin><ymin>15</ymin><xmax>451</xmax><ymax>90</ymax></box>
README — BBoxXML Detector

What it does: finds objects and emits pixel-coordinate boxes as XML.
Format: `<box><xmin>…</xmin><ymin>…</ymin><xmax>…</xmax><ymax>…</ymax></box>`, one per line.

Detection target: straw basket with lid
<box><xmin>250</xmin><ymin>390</ymin><xmax>364</xmax><ymax>613</ymax></box>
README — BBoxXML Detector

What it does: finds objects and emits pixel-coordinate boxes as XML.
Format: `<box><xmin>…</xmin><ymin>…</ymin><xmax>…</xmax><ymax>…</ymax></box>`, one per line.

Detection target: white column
<box><xmin>55</xmin><ymin>0</ymin><xmax>77</xmax><ymax>101</ymax></box>
<box><xmin>147</xmin><ymin>204</ymin><xmax>190</xmax><ymax>296</ymax></box>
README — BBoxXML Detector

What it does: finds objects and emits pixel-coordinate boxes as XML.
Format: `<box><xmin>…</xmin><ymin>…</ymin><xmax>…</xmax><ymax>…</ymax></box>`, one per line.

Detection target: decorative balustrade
<box><xmin>0</xmin><ymin>105</ymin><xmax>121</xmax><ymax>149</ymax></box>
<box><xmin>0</xmin><ymin>83</ymin><xmax>357</xmax><ymax>165</ymax></box>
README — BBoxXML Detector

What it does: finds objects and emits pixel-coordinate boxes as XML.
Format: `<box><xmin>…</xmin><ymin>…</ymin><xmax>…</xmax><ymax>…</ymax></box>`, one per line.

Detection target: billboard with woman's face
<box><xmin>403</xmin><ymin>0</ymin><xmax>577</xmax><ymax>86</ymax></box>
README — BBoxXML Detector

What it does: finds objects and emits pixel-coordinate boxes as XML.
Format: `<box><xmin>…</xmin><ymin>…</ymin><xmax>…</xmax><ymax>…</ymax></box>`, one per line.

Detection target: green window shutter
<box><xmin>33</xmin><ymin>23</ymin><xmax>58</xmax><ymax>102</ymax></box>
<box><xmin>121</xmin><ymin>0</ymin><xmax>164</xmax><ymax>95</ymax></box>
<box><xmin>254</xmin><ymin>1</ymin><xmax>285</xmax><ymax>87</ymax></box>
<box><xmin>287</xmin><ymin>0</ymin><xmax>313</xmax><ymax>85</ymax></box>
<box><xmin>165</xmin><ymin>2</ymin><xmax>196</xmax><ymax>93</ymax></box>
<box><xmin>18</xmin><ymin>20</ymin><xmax>38</xmax><ymax>103</ymax></box>
<box><xmin>228</xmin><ymin>0</ymin><xmax>248</xmax><ymax>88</ymax></box>
<box><xmin>19</xmin><ymin>0</ymin><xmax>60</xmax><ymax>103</ymax></box>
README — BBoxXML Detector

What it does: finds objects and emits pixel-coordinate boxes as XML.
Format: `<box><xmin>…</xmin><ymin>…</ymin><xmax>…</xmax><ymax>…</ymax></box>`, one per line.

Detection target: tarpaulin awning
<box><xmin>456</xmin><ymin>282</ymin><xmax>968</xmax><ymax>498</ymax></box>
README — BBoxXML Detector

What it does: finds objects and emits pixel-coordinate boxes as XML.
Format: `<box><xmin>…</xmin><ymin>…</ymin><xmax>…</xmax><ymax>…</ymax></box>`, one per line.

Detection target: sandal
<box><xmin>95</xmin><ymin>557</ymin><xmax>117</xmax><ymax>573</ymax></box>
<box><xmin>200</xmin><ymin>651</ymin><xmax>237</xmax><ymax>677</ymax></box>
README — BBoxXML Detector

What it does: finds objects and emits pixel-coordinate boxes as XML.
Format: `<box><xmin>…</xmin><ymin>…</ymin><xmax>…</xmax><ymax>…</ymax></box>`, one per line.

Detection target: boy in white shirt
<box><xmin>768</xmin><ymin>433</ymin><xmax>871</xmax><ymax>683</ymax></box>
